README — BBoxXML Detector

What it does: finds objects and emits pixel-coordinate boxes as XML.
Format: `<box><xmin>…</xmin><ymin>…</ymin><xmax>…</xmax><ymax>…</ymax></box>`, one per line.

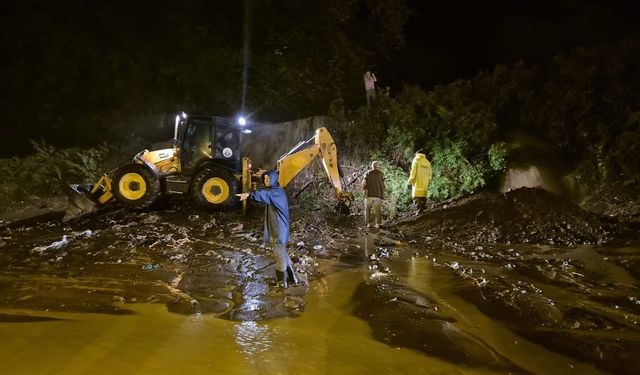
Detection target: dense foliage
<box><xmin>0</xmin><ymin>141</ymin><xmax>108</xmax><ymax>209</ymax></box>
<box><xmin>332</xmin><ymin>40</ymin><xmax>639</xmax><ymax>205</ymax></box>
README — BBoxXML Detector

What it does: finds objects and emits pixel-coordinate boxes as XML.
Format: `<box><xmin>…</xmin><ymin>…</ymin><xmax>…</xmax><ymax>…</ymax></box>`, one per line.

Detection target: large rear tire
<box><xmin>113</xmin><ymin>163</ymin><xmax>161</xmax><ymax>209</ymax></box>
<box><xmin>191</xmin><ymin>168</ymin><xmax>239</xmax><ymax>210</ymax></box>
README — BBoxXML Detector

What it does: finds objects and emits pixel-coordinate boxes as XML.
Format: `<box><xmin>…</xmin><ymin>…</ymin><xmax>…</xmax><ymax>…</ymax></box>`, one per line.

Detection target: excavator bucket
<box><xmin>62</xmin><ymin>175</ymin><xmax>113</xmax><ymax>221</ymax></box>
<box><xmin>335</xmin><ymin>191</ymin><xmax>353</xmax><ymax>215</ymax></box>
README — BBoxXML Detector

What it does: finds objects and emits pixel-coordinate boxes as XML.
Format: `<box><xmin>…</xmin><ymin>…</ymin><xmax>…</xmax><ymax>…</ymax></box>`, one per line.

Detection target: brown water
<box><xmin>1</xmin><ymin>244</ymin><xmax>613</xmax><ymax>375</ymax></box>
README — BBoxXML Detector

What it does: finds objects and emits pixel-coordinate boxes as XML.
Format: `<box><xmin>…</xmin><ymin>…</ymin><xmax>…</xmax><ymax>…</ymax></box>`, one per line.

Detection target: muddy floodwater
<box><xmin>1</xmin><ymin>188</ymin><xmax>639</xmax><ymax>374</ymax></box>
<box><xmin>1</xmin><ymin>246</ymin><xmax>612</xmax><ymax>375</ymax></box>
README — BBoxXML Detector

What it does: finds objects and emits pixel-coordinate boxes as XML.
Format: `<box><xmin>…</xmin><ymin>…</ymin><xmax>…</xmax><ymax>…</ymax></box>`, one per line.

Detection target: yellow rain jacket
<box><xmin>407</xmin><ymin>153</ymin><xmax>432</xmax><ymax>198</ymax></box>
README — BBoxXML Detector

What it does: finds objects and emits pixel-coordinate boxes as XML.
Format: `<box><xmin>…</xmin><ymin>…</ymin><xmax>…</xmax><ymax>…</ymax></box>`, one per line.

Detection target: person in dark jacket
<box><xmin>362</xmin><ymin>161</ymin><xmax>386</xmax><ymax>229</ymax></box>
<box><xmin>236</xmin><ymin>170</ymin><xmax>298</xmax><ymax>288</ymax></box>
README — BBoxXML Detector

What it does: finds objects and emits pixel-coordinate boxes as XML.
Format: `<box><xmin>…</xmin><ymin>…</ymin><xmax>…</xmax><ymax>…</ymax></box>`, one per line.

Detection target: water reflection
<box><xmin>234</xmin><ymin>321</ymin><xmax>275</xmax><ymax>357</ymax></box>
<box><xmin>407</xmin><ymin>254</ymin><xmax>429</xmax><ymax>288</ymax></box>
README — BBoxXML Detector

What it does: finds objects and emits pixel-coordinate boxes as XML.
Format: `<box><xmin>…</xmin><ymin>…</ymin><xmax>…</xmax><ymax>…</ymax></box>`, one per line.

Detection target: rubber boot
<box><xmin>275</xmin><ymin>270</ymin><xmax>288</xmax><ymax>288</ymax></box>
<box><xmin>286</xmin><ymin>266</ymin><xmax>299</xmax><ymax>285</ymax></box>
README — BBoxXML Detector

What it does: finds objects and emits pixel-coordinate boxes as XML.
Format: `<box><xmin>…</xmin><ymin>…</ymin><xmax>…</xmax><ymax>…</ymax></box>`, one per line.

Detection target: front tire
<box><xmin>191</xmin><ymin>168</ymin><xmax>239</xmax><ymax>210</ymax></box>
<box><xmin>113</xmin><ymin>163</ymin><xmax>161</xmax><ymax>209</ymax></box>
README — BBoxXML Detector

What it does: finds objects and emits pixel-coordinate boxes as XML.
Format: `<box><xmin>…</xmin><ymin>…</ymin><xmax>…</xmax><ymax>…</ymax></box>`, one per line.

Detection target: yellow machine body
<box><xmin>64</xmin><ymin>122</ymin><xmax>349</xmax><ymax>219</ymax></box>
<box><xmin>136</xmin><ymin>147</ymin><xmax>181</xmax><ymax>174</ymax></box>
<box><xmin>277</xmin><ymin>127</ymin><xmax>353</xmax><ymax>208</ymax></box>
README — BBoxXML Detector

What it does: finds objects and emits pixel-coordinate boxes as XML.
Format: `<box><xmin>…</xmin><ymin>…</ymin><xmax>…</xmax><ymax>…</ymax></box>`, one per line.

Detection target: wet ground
<box><xmin>1</xmin><ymin>188</ymin><xmax>639</xmax><ymax>374</ymax></box>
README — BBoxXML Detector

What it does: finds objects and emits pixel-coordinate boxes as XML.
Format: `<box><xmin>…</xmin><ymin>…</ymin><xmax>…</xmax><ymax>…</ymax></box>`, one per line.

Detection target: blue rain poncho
<box><xmin>249</xmin><ymin>170</ymin><xmax>290</xmax><ymax>245</ymax></box>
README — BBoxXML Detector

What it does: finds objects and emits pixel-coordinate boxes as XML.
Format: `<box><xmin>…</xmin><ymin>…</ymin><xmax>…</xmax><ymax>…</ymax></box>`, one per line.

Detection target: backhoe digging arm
<box><xmin>277</xmin><ymin>127</ymin><xmax>353</xmax><ymax>212</ymax></box>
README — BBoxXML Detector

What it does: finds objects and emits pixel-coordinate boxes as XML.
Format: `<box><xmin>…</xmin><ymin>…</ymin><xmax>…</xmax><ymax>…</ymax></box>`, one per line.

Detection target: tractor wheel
<box><xmin>191</xmin><ymin>168</ymin><xmax>239</xmax><ymax>210</ymax></box>
<box><xmin>113</xmin><ymin>163</ymin><xmax>161</xmax><ymax>209</ymax></box>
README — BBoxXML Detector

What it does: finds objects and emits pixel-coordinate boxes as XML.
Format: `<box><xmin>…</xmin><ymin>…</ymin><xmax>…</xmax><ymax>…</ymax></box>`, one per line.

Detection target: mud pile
<box><xmin>393</xmin><ymin>187</ymin><xmax>621</xmax><ymax>247</ymax></box>
<box><xmin>0</xmin><ymin>207</ymin><xmax>314</xmax><ymax>320</ymax></box>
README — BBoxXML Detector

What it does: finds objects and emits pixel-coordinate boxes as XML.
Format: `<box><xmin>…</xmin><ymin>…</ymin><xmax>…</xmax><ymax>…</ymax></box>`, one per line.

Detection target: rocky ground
<box><xmin>1</xmin><ymin>187</ymin><xmax>639</xmax><ymax>374</ymax></box>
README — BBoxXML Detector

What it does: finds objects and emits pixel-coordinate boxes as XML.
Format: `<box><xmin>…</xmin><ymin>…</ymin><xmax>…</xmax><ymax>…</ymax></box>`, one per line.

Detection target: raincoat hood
<box><xmin>414</xmin><ymin>153</ymin><xmax>426</xmax><ymax>160</ymax></box>
<box><xmin>264</xmin><ymin>170</ymin><xmax>280</xmax><ymax>187</ymax></box>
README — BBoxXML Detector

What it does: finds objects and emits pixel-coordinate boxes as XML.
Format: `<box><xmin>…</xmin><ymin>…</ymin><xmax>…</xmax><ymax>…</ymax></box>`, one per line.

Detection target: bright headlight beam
<box><xmin>238</xmin><ymin>116</ymin><xmax>247</xmax><ymax>126</ymax></box>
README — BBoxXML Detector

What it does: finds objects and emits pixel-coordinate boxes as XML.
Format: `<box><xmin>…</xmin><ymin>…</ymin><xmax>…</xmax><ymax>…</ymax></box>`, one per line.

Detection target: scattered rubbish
<box><xmin>170</xmin><ymin>254</ymin><xmax>185</xmax><ymax>261</ymax></box>
<box><xmin>112</xmin><ymin>223</ymin><xmax>135</xmax><ymax>231</ymax></box>
<box><xmin>142</xmin><ymin>263</ymin><xmax>160</xmax><ymax>271</ymax></box>
<box><xmin>229</xmin><ymin>223</ymin><xmax>244</xmax><ymax>233</ymax></box>
<box><xmin>143</xmin><ymin>214</ymin><xmax>161</xmax><ymax>224</ymax></box>
<box><xmin>31</xmin><ymin>235</ymin><xmax>70</xmax><ymax>253</ymax></box>
<box><xmin>236</xmin><ymin>233</ymin><xmax>258</xmax><ymax>242</ymax></box>
<box><xmin>369</xmin><ymin>271</ymin><xmax>387</xmax><ymax>279</ymax></box>
<box><xmin>202</xmin><ymin>219</ymin><xmax>216</xmax><ymax>231</ymax></box>
<box><xmin>313</xmin><ymin>244</ymin><xmax>324</xmax><ymax>251</ymax></box>
<box><xmin>73</xmin><ymin>229</ymin><xmax>94</xmax><ymax>238</ymax></box>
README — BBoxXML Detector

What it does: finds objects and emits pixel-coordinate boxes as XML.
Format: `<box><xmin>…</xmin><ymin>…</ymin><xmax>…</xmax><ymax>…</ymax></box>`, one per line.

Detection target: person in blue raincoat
<box><xmin>236</xmin><ymin>170</ymin><xmax>298</xmax><ymax>288</ymax></box>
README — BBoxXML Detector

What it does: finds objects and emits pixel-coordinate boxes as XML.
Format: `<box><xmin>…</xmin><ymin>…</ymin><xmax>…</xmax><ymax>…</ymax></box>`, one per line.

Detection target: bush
<box><xmin>488</xmin><ymin>141</ymin><xmax>509</xmax><ymax>172</ymax></box>
<box><xmin>332</xmin><ymin>40</ymin><xmax>640</xmax><ymax>207</ymax></box>
<box><xmin>0</xmin><ymin>140</ymin><xmax>109</xmax><ymax>208</ymax></box>
<box><xmin>428</xmin><ymin>141</ymin><xmax>485</xmax><ymax>200</ymax></box>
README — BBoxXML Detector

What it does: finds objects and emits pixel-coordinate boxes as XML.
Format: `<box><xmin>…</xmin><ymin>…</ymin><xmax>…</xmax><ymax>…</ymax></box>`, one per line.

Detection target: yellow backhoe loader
<box><xmin>64</xmin><ymin>112</ymin><xmax>352</xmax><ymax>220</ymax></box>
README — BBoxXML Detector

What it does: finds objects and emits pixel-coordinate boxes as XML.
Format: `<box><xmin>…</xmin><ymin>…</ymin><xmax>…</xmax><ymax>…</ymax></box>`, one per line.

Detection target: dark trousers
<box><xmin>414</xmin><ymin>197</ymin><xmax>427</xmax><ymax>210</ymax></box>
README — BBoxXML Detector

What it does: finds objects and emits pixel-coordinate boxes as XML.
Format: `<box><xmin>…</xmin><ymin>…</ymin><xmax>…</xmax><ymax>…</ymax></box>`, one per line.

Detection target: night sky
<box><xmin>383</xmin><ymin>0</ymin><xmax>640</xmax><ymax>90</ymax></box>
<box><xmin>1</xmin><ymin>0</ymin><xmax>639</xmax><ymax>158</ymax></box>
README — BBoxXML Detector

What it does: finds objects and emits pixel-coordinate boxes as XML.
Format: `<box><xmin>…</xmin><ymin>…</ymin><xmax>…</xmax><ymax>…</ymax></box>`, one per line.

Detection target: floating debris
<box><xmin>31</xmin><ymin>235</ymin><xmax>70</xmax><ymax>253</ymax></box>
<box><xmin>142</xmin><ymin>263</ymin><xmax>160</xmax><ymax>271</ymax></box>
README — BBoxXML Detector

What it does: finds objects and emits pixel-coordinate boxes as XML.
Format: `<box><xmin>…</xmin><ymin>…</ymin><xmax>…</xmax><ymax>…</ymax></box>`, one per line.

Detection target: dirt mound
<box><xmin>394</xmin><ymin>187</ymin><xmax>620</xmax><ymax>247</ymax></box>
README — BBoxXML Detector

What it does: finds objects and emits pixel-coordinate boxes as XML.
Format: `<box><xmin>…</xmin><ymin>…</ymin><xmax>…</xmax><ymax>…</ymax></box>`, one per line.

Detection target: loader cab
<box><xmin>177</xmin><ymin>115</ymin><xmax>241</xmax><ymax>174</ymax></box>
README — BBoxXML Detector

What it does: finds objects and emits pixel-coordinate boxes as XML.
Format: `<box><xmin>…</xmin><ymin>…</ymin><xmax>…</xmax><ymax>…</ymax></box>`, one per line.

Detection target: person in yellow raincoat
<box><xmin>407</xmin><ymin>150</ymin><xmax>432</xmax><ymax>210</ymax></box>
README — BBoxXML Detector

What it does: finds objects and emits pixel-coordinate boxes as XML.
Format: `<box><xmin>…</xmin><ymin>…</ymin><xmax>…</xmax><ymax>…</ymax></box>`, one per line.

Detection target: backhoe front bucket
<box><xmin>62</xmin><ymin>175</ymin><xmax>113</xmax><ymax>221</ymax></box>
<box><xmin>63</xmin><ymin>184</ymin><xmax>98</xmax><ymax>220</ymax></box>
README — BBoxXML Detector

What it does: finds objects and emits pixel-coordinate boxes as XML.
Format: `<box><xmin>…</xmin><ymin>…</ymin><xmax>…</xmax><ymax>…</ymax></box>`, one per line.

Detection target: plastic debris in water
<box><xmin>230</xmin><ymin>223</ymin><xmax>244</xmax><ymax>232</ymax></box>
<box><xmin>142</xmin><ymin>264</ymin><xmax>160</xmax><ymax>271</ymax></box>
<box><xmin>31</xmin><ymin>235</ymin><xmax>70</xmax><ymax>253</ymax></box>
<box><xmin>73</xmin><ymin>229</ymin><xmax>93</xmax><ymax>238</ymax></box>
